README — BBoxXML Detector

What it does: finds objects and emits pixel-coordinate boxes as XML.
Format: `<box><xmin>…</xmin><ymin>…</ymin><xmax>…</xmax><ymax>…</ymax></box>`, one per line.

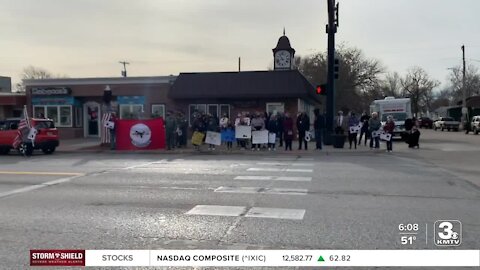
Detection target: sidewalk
<box><xmin>57</xmin><ymin>138</ymin><xmax>388</xmax><ymax>155</ymax></box>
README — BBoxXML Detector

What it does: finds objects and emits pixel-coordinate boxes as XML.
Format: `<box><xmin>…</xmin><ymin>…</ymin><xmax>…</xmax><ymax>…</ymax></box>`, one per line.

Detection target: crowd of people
<box><xmin>167</xmin><ymin>110</ymin><xmax>314</xmax><ymax>151</ymax></box>
<box><xmin>158</xmin><ymin>109</ymin><xmax>422</xmax><ymax>152</ymax></box>
<box><xmin>332</xmin><ymin>110</ymin><xmax>421</xmax><ymax>152</ymax></box>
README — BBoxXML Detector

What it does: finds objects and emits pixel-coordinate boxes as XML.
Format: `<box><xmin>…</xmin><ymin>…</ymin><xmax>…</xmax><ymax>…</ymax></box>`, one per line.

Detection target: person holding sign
<box><xmin>348</xmin><ymin>111</ymin><xmax>360</xmax><ymax>149</ymax></box>
<box><xmin>383</xmin><ymin>115</ymin><xmax>395</xmax><ymax>152</ymax></box>
<box><xmin>368</xmin><ymin>112</ymin><xmax>381</xmax><ymax>149</ymax></box>
<box><xmin>267</xmin><ymin>114</ymin><xmax>278</xmax><ymax>151</ymax></box>
<box><xmin>250</xmin><ymin>113</ymin><xmax>265</xmax><ymax>151</ymax></box>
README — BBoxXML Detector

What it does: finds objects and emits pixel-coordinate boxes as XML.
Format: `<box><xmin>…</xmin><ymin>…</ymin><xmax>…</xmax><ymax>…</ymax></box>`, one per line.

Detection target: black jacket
<box><xmin>296</xmin><ymin>115</ymin><xmax>310</xmax><ymax>132</ymax></box>
<box><xmin>314</xmin><ymin>114</ymin><xmax>326</xmax><ymax>130</ymax></box>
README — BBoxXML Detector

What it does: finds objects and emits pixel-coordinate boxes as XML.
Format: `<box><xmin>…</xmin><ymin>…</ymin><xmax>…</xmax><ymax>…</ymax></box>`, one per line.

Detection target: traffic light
<box><xmin>334</xmin><ymin>58</ymin><xmax>339</xmax><ymax>79</ymax></box>
<box><xmin>316</xmin><ymin>84</ymin><xmax>327</xmax><ymax>95</ymax></box>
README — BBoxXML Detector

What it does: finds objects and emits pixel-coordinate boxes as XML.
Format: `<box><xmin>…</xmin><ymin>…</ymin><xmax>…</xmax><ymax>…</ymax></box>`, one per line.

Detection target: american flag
<box><xmin>101</xmin><ymin>112</ymin><xmax>112</xmax><ymax>144</ymax></box>
<box><xmin>12</xmin><ymin>106</ymin><xmax>32</xmax><ymax>149</ymax></box>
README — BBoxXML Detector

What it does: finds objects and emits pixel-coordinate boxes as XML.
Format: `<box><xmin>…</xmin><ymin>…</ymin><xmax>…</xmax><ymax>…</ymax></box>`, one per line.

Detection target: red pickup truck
<box><xmin>0</xmin><ymin>118</ymin><xmax>59</xmax><ymax>155</ymax></box>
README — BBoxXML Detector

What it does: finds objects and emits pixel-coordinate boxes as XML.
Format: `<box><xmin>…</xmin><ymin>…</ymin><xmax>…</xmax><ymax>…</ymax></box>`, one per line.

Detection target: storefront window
<box><xmin>220</xmin><ymin>104</ymin><xmax>230</xmax><ymax>118</ymax></box>
<box><xmin>33</xmin><ymin>106</ymin><xmax>45</xmax><ymax>118</ymax></box>
<box><xmin>266</xmin><ymin>102</ymin><xmax>285</xmax><ymax>115</ymax></box>
<box><xmin>59</xmin><ymin>106</ymin><xmax>72</xmax><ymax>126</ymax></box>
<box><xmin>33</xmin><ymin>105</ymin><xmax>73</xmax><ymax>127</ymax></box>
<box><xmin>47</xmin><ymin>107</ymin><xmax>58</xmax><ymax>124</ymax></box>
<box><xmin>208</xmin><ymin>104</ymin><xmax>218</xmax><ymax>118</ymax></box>
<box><xmin>151</xmin><ymin>104</ymin><xmax>165</xmax><ymax>118</ymax></box>
<box><xmin>120</xmin><ymin>104</ymin><xmax>144</xmax><ymax>119</ymax></box>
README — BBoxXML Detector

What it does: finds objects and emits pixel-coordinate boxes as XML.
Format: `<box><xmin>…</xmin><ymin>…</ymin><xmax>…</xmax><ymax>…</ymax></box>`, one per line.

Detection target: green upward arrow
<box><xmin>318</xmin><ymin>256</ymin><xmax>325</xmax><ymax>262</ymax></box>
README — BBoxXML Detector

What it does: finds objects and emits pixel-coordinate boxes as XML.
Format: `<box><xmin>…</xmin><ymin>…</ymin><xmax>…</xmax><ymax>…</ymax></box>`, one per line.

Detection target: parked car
<box><xmin>468</xmin><ymin>115</ymin><xmax>480</xmax><ymax>135</ymax></box>
<box><xmin>433</xmin><ymin>117</ymin><xmax>460</xmax><ymax>131</ymax></box>
<box><xmin>0</xmin><ymin>118</ymin><xmax>59</xmax><ymax>155</ymax></box>
<box><xmin>418</xmin><ymin>117</ymin><xmax>433</xmax><ymax>128</ymax></box>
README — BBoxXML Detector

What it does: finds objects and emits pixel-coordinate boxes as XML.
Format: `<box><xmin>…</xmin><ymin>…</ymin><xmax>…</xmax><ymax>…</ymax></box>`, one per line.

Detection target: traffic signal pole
<box><xmin>324</xmin><ymin>0</ymin><xmax>337</xmax><ymax>145</ymax></box>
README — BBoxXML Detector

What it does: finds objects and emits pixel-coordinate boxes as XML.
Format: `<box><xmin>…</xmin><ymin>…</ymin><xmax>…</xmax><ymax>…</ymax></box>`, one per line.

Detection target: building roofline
<box><xmin>23</xmin><ymin>76</ymin><xmax>177</xmax><ymax>86</ymax></box>
<box><xmin>0</xmin><ymin>92</ymin><xmax>25</xmax><ymax>96</ymax></box>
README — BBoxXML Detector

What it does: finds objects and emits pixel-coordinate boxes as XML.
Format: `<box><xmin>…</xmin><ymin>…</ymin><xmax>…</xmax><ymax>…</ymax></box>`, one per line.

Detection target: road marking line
<box><xmin>234</xmin><ymin>176</ymin><xmax>273</xmax><ymax>180</ymax></box>
<box><xmin>186</xmin><ymin>205</ymin><xmax>246</xmax><ymax>216</ymax></box>
<box><xmin>215</xmin><ymin>186</ymin><xmax>308</xmax><ymax>195</ymax></box>
<box><xmin>247</xmin><ymin>168</ymin><xmax>282</xmax><ymax>172</ymax></box>
<box><xmin>275</xmin><ymin>176</ymin><xmax>312</xmax><ymax>181</ymax></box>
<box><xmin>247</xmin><ymin>168</ymin><xmax>313</xmax><ymax>173</ymax></box>
<box><xmin>185</xmin><ymin>205</ymin><xmax>306</xmax><ymax>220</ymax></box>
<box><xmin>257</xmin><ymin>162</ymin><xmax>314</xmax><ymax>166</ymax></box>
<box><xmin>235</xmin><ymin>176</ymin><xmax>312</xmax><ymax>182</ymax></box>
<box><xmin>0</xmin><ymin>174</ymin><xmax>84</xmax><ymax>199</ymax></box>
<box><xmin>245</xmin><ymin>207</ymin><xmax>306</xmax><ymax>220</ymax></box>
<box><xmin>0</xmin><ymin>171</ymin><xmax>83</xmax><ymax>176</ymax></box>
<box><xmin>285</xmin><ymin>168</ymin><xmax>313</xmax><ymax>173</ymax></box>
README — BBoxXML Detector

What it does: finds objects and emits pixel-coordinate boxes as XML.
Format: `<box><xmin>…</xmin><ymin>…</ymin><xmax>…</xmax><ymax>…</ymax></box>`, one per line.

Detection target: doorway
<box><xmin>83</xmin><ymin>102</ymin><xmax>101</xmax><ymax>137</ymax></box>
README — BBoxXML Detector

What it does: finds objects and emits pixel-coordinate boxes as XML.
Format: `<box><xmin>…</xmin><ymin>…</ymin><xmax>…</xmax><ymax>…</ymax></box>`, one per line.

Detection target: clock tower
<box><xmin>272</xmin><ymin>29</ymin><xmax>295</xmax><ymax>70</ymax></box>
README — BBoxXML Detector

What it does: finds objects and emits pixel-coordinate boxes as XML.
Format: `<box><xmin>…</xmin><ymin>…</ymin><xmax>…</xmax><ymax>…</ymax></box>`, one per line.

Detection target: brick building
<box><xmin>23</xmin><ymin>33</ymin><xmax>322</xmax><ymax>139</ymax></box>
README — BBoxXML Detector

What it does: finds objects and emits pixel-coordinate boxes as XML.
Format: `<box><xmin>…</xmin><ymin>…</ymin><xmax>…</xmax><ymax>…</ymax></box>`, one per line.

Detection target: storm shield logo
<box><xmin>130</xmin><ymin>123</ymin><xmax>152</xmax><ymax>148</ymax></box>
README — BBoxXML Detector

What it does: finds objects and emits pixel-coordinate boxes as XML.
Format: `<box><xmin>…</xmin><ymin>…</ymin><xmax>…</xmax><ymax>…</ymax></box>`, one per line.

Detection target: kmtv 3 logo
<box><xmin>434</xmin><ymin>220</ymin><xmax>462</xmax><ymax>246</ymax></box>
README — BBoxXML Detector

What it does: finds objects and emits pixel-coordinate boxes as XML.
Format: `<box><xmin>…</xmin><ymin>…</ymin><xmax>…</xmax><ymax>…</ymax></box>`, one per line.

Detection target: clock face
<box><xmin>275</xmin><ymin>50</ymin><xmax>291</xmax><ymax>68</ymax></box>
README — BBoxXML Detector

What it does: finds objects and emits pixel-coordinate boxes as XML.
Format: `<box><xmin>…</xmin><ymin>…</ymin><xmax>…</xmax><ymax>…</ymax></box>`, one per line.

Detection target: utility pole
<box><xmin>324</xmin><ymin>0</ymin><xmax>338</xmax><ymax>145</ymax></box>
<box><xmin>461</xmin><ymin>45</ymin><xmax>468</xmax><ymax>127</ymax></box>
<box><xmin>119</xmin><ymin>61</ymin><xmax>129</xmax><ymax>77</ymax></box>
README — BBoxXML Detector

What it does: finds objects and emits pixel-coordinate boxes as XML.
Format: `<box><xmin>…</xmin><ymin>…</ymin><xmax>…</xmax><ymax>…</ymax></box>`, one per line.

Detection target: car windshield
<box><xmin>34</xmin><ymin>120</ymin><xmax>55</xmax><ymax>129</ymax></box>
<box><xmin>443</xmin><ymin>117</ymin><xmax>454</xmax><ymax>121</ymax></box>
<box><xmin>382</xmin><ymin>113</ymin><xmax>407</xmax><ymax>122</ymax></box>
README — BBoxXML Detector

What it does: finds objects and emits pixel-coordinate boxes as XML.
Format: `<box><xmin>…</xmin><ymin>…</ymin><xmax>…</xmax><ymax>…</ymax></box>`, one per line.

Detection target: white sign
<box><xmin>252</xmin><ymin>130</ymin><xmax>268</xmax><ymax>144</ymax></box>
<box><xmin>205</xmin><ymin>131</ymin><xmax>221</xmax><ymax>146</ymax></box>
<box><xmin>304</xmin><ymin>131</ymin><xmax>311</xmax><ymax>142</ymax></box>
<box><xmin>349</xmin><ymin>126</ymin><xmax>361</xmax><ymax>134</ymax></box>
<box><xmin>268</xmin><ymin>132</ymin><xmax>276</xmax><ymax>144</ymax></box>
<box><xmin>380</xmin><ymin>132</ymin><xmax>392</xmax><ymax>141</ymax></box>
<box><xmin>235</xmin><ymin>125</ymin><xmax>251</xmax><ymax>139</ymax></box>
<box><xmin>27</xmin><ymin>128</ymin><xmax>38</xmax><ymax>141</ymax></box>
<box><xmin>372</xmin><ymin>130</ymin><xmax>381</xmax><ymax>138</ymax></box>
<box><xmin>104</xmin><ymin>121</ymin><xmax>115</xmax><ymax>129</ymax></box>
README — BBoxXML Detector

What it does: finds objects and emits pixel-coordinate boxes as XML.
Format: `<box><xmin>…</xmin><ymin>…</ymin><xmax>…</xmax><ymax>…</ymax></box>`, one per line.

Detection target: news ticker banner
<box><xmin>30</xmin><ymin>250</ymin><xmax>480</xmax><ymax>267</ymax></box>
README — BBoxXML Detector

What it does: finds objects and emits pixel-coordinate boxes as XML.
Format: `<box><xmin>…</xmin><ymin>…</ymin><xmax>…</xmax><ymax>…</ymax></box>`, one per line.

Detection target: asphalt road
<box><xmin>0</xmin><ymin>129</ymin><xmax>479</xmax><ymax>269</ymax></box>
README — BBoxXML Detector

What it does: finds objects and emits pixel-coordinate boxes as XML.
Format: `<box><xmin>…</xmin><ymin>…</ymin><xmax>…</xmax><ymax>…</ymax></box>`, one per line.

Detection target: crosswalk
<box><xmin>185</xmin><ymin>157</ymin><xmax>314</xmax><ymax>221</ymax></box>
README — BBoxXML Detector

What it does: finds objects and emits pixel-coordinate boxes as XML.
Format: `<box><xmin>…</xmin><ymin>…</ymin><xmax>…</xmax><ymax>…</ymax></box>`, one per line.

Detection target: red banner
<box><xmin>115</xmin><ymin>118</ymin><xmax>165</xmax><ymax>150</ymax></box>
<box><xmin>30</xmin><ymin>250</ymin><xmax>85</xmax><ymax>266</ymax></box>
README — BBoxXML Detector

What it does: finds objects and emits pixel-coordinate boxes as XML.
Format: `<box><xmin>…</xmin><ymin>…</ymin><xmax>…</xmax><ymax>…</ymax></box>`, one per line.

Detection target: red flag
<box><xmin>12</xmin><ymin>106</ymin><xmax>31</xmax><ymax>149</ymax></box>
<box><xmin>115</xmin><ymin>118</ymin><xmax>165</xmax><ymax>150</ymax></box>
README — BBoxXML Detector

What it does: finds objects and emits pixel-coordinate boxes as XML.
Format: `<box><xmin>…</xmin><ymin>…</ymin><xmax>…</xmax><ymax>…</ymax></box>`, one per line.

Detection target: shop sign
<box><xmin>31</xmin><ymin>87</ymin><xmax>71</xmax><ymax>96</ymax></box>
<box><xmin>32</xmin><ymin>96</ymin><xmax>75</xmax><ymax>105</ymax></box>
<box><xmin>118</xmin><ymin>96</ymin><xmax>145</xmax><ymax>105</ymax></box>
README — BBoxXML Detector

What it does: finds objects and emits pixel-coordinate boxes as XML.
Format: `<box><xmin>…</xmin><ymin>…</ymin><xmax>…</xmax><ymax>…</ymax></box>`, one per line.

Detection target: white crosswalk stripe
<box><xmin>185</xmin><ymin>159</ymin><xmax>314</xmax><ymax>220</ymax></box>
<box><xmin>186</xmin><ymin>205</ymin><xmax>306</xmax><ymax>220</ymax></box>
<box><xmin>247</xmin><ymin>168</ymin><xmax>313</xmax><ymax>173</ymax></box>
<box><xmin>214</xmin><ymin>186</ymin><xmax>308</xmax><ymax>195</ymax></box>
<box><xmin>234</xmin><ymin>176</ymin><xmax>312</xmax><ymax>181</ymax></box>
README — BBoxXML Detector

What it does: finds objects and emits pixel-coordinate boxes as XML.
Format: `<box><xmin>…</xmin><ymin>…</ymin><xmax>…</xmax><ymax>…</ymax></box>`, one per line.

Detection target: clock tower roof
<box><xmin>272</xmin><ymin>32</ymin><xmax>295</xmax><ymax>54</ymax></box>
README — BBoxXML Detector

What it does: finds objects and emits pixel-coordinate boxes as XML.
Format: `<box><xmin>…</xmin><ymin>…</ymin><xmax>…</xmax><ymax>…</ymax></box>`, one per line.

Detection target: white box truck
<box><xmin>370</xmin><ymin>97</ymin><xmax>412</xmax><ymax>138</ymax></box>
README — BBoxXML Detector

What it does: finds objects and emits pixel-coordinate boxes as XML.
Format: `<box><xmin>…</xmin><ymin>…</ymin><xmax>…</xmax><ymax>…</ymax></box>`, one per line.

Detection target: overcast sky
<box><xmin>1</xmin><ymin>0</ymin><xmax>479</xmax><ymax>89</ymax></box>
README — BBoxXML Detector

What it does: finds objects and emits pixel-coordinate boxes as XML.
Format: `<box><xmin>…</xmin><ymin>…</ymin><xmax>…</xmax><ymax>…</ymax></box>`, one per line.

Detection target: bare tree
<box><xmin>15</xmin><ymin>66</ymin><xmax>67</xmax><ymax>92</ymax></box>
<box><xmin>297</xmin><ymin>45</ymin><xmax>384</xmax><ymax>113</ymax></box>
<box><xmin>380</xmin><ymin>72</ymin><xmax>402</xmax><ymax>97</ymax></box>
<box><xmin>401</xmin><ymin>67</ymin><xmax>440</xmax><ymax>115</ymax></box>
<box><xmin>446</xmin><ymin>64</ymin><xmax>480</xmax><ymax>102</ymax></box>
